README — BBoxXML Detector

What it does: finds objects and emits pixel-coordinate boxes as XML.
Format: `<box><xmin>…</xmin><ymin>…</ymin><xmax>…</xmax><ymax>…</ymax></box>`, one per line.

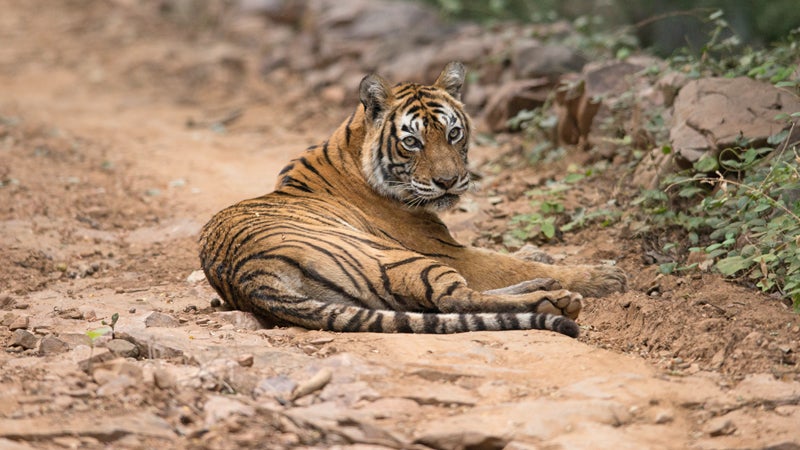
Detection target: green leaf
<box><xmin>86</xmin><ymin>326</ymin><xmax>113</xmax><ymax>342</ymax></box>
<box><xmin>659</xmin><ymin>262</ymin><xmax>677</xmax><ymax>274</ymax></box>
<box><xmin>541</xmin><ymin>221</ymin><xmax>556</xmax><ymax>239</ymax></box>
<box><xmin>564</xmin><ymin>173</ymin><xmax>585</xmax><ymax>184</ymax></box>
<box><xmin>716</xmin><ymin>256</ymin><xmax>753</xmax><ymax>276</ymax></box>
<box><xmin>693</xmin><ymin>156</ymin><xmax>719</xmax><ymax>173</ymax></box>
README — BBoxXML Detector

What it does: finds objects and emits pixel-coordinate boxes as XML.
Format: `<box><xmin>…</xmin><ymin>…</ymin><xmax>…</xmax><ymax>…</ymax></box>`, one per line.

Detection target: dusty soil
<box><xmin>1</xmin><ymin>1</ymin><xmax>799</xmax><ymax>449</ymax></box>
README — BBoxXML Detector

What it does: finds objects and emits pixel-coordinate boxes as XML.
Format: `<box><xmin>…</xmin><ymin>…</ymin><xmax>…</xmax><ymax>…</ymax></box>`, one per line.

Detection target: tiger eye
<box><xmin>402</xmin><ymin>136</ymin><xmax>420</xmax><ymax>148</ymax></box>
<box><xmin>448</xmin><ymin>127</ymin><xmax>462</xmax><ymax>141</ymax></box>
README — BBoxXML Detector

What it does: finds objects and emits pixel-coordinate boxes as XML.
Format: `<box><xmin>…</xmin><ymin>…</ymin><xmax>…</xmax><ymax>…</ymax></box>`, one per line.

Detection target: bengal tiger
<box><xmin>199</xmin><ymin>62</ymin><xmax>626</xmax><ymax>337</ymax></box>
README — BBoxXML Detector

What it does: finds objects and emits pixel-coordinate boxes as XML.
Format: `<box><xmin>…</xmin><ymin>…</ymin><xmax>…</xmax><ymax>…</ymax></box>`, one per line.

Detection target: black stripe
<box><xmin>423</xmin><ymin>313</ymin><xmax>439</xmax><ymax>333</ymax></box>
<box><xmin>458</xmin><ymin>314</ymin><xmax>469</xmax><ymax>332</ymax></box>
<box><xmin>394</xmin><ymin>312</ymin><xmax>413</xmax><ymax>333</ymax></box>
<box><xmin>419</xmin><ymin>263</ymin><xmax>445</xmax><ymax>304</ymax></box>
<box><xmin>368</xmin><ymin>311</ymin><xmax>384</xmax><ymax>332</ymax></box>
<box><xmin>343</xmin><ymin>308</ymin><xmax>365</xmax><ymax>331</ymax></box>
<box><xmin>321</xmin><ymin>141</ymin><xmax>334</xmax><ymax>167</ymax></box>
<box><xmin>384</xmin><ymin>256</ymin><xmax>427</xmax><ymax>270</ymax></box>
<box><xmin>344</xmin><ymin>113</ymin><xmax>355</xmax><ymax>145</ymax></box>
<box><xmin>299</xmin><ymin>156</ymin><xmax>334</xmax><ymax>189</ymax></box>
<box><xmin>278</xmin><ymin>163</ymin><xmax>294</xmax><ymax>175</ymax></box>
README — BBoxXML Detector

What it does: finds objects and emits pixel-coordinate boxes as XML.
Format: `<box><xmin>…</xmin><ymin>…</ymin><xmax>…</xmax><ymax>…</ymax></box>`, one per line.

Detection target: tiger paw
<box><xmin>529</xmin><ymin>289</ymin><xmax>583</xmax><ymax>320</ymax></box>
<box><xmin>566</xmin><ymin>265</ymin><xmax>627</xmax><ymax>298</ymax></box>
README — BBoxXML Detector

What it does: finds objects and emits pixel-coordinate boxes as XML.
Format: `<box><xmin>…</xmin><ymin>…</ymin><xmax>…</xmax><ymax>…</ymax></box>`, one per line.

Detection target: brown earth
<box><xmin>1</xmin><ymin>1</ymin><xmax>799</xmax><ymax>449</ymax></box>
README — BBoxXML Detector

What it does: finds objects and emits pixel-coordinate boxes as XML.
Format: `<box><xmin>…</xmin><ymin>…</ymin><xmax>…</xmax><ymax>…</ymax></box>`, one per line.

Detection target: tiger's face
<box><xmin>359</xmin><ymin>62</ymin><xmax>471</xmax><ymax>211</ymax></box>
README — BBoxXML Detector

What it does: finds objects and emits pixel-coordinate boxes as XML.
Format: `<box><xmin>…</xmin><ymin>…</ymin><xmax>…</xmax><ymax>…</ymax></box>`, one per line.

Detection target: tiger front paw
<box><xmin>567</xmin><ymin>264</ymin><xmax>627</xmax><ymax>298</ymax></box>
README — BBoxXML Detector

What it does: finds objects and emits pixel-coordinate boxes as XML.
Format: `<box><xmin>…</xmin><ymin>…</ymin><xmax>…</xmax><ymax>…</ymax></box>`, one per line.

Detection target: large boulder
<box><xmin>669</xmin><ymin>77</ymin><xmax>800</xmax><ymax>167</ymax></box>
<box><xmin>482</xmin><ymin>78</ymin><xmax>551</xmax><ymax>132</ymax></box>
<box><xmin>511</xmin><ymin>39</ymin><xmax>586</xmax><ymax>80</ymax></box>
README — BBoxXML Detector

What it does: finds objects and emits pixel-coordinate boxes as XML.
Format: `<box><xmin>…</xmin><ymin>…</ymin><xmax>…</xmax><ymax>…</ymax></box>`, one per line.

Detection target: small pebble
<box><xmin>8</xmin><ymin>315</ymin><xmax>29</xmax><ymax>331</ymax></box>
<box><xmin>654</xmin><ymin>409</ymin><xmax>674</xmax><ymax>424</ymax></box>
<box><xmin>705</xmin><ymin>417</ymin><xmax>736</xmax><ymax>437</ymax></box>
<box><xmin>237</xmin><ymin>354</ymin><xmax>254</xmax><ymax>367</ymax></box>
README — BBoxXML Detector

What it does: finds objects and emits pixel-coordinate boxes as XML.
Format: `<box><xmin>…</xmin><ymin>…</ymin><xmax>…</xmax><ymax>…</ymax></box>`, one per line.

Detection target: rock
<box><xmin>0</xmin><ymin>438</ymin><xmax>37</xmax><ymax>450</ymax></box>
<box><xmin>774</xmin><ymin>405</ymin><xmax>799</xmax><ymax>417</ymax></box>
<box><xmin>657</xmin><ymin>71</ymin><xmax>689</xmax><ymax>107</ymax></box>
<box><xmin>583</xmin><ymin>61</ymin><xmax>645</xmax><ymax>98</ymax></box>
<box><xmin>669</xmin><ymin>77</ymin><xmax>800</xmax><ymax>167</ymax></box>
<box><xmin>58</xmin><ymin>332</ymin><xmax>92</xmax><ymax>349</ymax></box>
<box><xmin>653</xmin><ymin>409</ymin><xmax>674</xmax><ymax>424</ymax></box>
<box><xmin>704</xmin><ymin>417</ymin><xmax>736</xmax><ymax>437</ymax></box>
<box><xmin>144</xmin><ymin>311</ymin><xmax>180</xmax><ymax>328</ymax></box>
<box><xmin>511</xmin><ymin>39</ymin><xmax>586</xmax><ymax>79</ymax></box>
<box><xmin>75</xmin><ymin>346</ymin><xmax>114</xmax><ymax>371</ymax></box>
<box><xmin>10</xmin><ymin>329</ymin><xmax>38</xmax><ymax>350</ymax></box>
<box><xmin>709</xmin><ymin>347</ymin><xmax>726</xmax><ymax>370</ymax></box>
<box><xmin>1</xmin><ymin>313</ymin><xmax>15</xmax><ymax>327</ymax></box>
<box><xmin>731</xmin><ymin>373</ymin><xmax>800</xmax><ymax>405</ymax></box>
<box><xmin>425</xmin><ymin>35</ymin><xmax>490</xmax><ymax>78</ymax></box>
<box><xmin>8</xmin><ymin>315</ymin><xmax>29</xmax><ymax>330</ymax></box>
<box><xmin>185</xmin><ymin>269</ymin><xmax>206</xmax><ymax>283</ymax></box>
<box><xmin>153</xmin><ymin>368</ymin><xmax>177</xmax><ymax>390</ymax></box>
<box><xmin>254</xmin><ymin>375</ymin><xmax>297</xmax><ymax>400</ymax></box>
<box><xmin>318</xmin><ymin>381</ymin><xmax>379</xmax><ymax>406</ymax></box>
<box><xmin>211</xmin><ymin>310</ymin><xmax>265</xmax><ymax>330</ymax></box>
<box><xmin>356</xmin><ymin>397</ymin><xmax>421</xmax><ymax>421</ymax></box>
<box><xmin>237</xmin><ymin>353</ymin><xmax>254</xmax><ymax>367</ymax></box>
<box><xmin>0</xmin><ymin>295</ymin><xmax>14</xmax><ymax>310</ymax></box>
<box><xmin>115</xmin><ymin>328</ymin><xmax>188</xmax><ymax>360</ymax></box>
<box><xmin>483</xmin><ymin>78</ymin><xmax>551</xmax><ymax>132</ymax></box>
<box><xmin>0</xmin><ymin>412</ymin><xmax>175</xmax><ymax>441</ymax></box>
<box><xmin>38</xmin><ymin>335</ymin><xmax>70</xmax><ymax>355</ymax></box>
<box><xmin>94</xmin><ymin>370</ymin><xmax>139</xmax><ymax>397</ymax></box>
<box><xmin>389</xmin><ymin>382</ymin><xmax>478</xmax><ymax>406</ymax></box>
<box><xmin>415</xmin><ymin>430</ymin><xmax>509</xmax><ymax>450</ymax></box>
<box><xmin>203</xmin><ymin>395</ymin><xmax>255</xmax><ymax>427</ymax></box>
<box><xmin>106</xmin><ymin>338</ymin><xmax>140</xmax><ymax>358</ymax></box>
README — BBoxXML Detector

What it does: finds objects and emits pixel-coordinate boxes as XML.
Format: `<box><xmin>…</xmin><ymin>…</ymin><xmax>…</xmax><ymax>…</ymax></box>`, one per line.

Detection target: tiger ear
<box><xmin>359</xmin><ymin>74</ymin><xmax>393</xmax><ymax>125</ymax></box>
<box><xmin>434</xmin><ymin>61</ymin><xmax>466</xmax><ymax>100</ymax></box>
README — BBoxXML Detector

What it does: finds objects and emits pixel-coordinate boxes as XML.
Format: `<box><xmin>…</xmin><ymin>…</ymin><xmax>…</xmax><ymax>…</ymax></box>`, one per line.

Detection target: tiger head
<box><xmin>358</xmin><ymin>62</ymin><xmax>471</xmax><ymax>211</ymax></box>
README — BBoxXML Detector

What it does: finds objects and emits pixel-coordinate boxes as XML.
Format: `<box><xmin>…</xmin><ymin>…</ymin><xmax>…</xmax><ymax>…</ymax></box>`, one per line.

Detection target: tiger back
<box><xmin>198</xmin><ymin>62</ymin><xmax>628</xmax><ymax>337</ymax></box>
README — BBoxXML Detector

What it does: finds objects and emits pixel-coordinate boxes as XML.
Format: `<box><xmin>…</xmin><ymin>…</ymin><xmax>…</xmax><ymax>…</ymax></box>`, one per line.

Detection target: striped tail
<box><xmin>258</xmin><ymin>298</ymin><xmax>579</xmax><ymax>338</ymax></box>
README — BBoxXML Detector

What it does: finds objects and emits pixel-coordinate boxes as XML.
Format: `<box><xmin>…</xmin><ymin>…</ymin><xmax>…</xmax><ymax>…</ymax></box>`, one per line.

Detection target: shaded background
<box><xmin>419</xmin><ymin>0</ymin><xmax>799</xmax><ymax>55</ymax></box>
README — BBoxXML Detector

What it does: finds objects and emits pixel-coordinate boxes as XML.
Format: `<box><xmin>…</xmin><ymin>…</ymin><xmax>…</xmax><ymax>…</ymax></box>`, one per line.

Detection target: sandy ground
<box><xmin>1</xmin><ymin>1</ymin><xmax>798</xmax><ymax>449</ymax></box>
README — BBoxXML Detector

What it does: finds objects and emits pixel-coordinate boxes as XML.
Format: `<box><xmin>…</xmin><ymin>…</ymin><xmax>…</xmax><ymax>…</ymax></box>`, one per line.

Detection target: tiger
<box><xmin>198</xmin><ymin>62</ymin><xmax>626</xmax><ymax>338</ymax></box>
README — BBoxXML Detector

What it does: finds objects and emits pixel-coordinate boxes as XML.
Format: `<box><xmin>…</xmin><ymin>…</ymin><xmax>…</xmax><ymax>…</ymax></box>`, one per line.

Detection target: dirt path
<box><xmin>1</xmin><ymin>2</ymin><xmax>799</xmax><ymax>449</ymax></box>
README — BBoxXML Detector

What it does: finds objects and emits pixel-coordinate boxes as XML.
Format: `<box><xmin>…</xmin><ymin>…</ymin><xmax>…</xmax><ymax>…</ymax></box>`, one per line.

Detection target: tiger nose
<box><xmin>433</xmin><ymin>176</ymin><xmax>458</xmax><ymax>190</ymax></box>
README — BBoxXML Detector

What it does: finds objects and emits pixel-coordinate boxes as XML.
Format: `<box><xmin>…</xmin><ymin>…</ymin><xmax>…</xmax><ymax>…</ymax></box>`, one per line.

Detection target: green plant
<box><xmin>635</xmin><ymin>137</ymin><xmax>800</xmax><ymax>307</ymax></box>
<box><xmin>86</xmin><ymin>312</ymin><xmax>119</xmax><ymax>343</ymax></box>
<box><xmin>504</xmin><ymin>169</ymin><xmax>621</xmax><ymax>247</ymax></box>
<box><xmin>670</xmin><ymin>10</ymin><xmax>800</xmax><ymax>86</ymax></box>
